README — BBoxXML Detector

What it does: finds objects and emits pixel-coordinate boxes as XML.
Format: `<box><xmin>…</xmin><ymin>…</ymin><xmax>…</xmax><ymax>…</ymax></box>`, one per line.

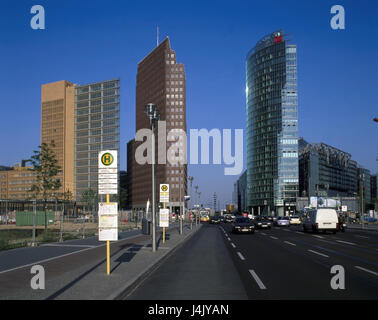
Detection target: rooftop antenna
<box><xmin>157</xmin><ymin>26</ymin><xmax>159</xmax><ymax>47</ymax></box>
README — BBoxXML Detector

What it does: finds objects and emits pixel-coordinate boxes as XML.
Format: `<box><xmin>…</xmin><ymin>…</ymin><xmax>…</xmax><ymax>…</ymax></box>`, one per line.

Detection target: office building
<box><xmin>74</xmin><ymin>79</ymin><xmax>120</xmax><ymax>200</ymax></box>
<box><xmin>130</xmin><ymin>37</ymin><xmax>187</xmax><ymax>212</ymax></box>
<box><xmin>237</xmin><ymin>170</ymin><xmax>247</xmax><ymax>212</ymax></box>
<box><xmin>246</xmin><ymin>30</ymin><xmax>299</xmax><ymax>216</ymax></box>
<box><xmin>299</xmin><ymin>138</ymin><xmax>358</xmax><ymax>198</ymax></box>
<box><xmin>0</xmin><ymin>162</ymin><xmax>37</xmax><ymax>200</ymax></box>
<box><xmin>41</xmin><ymin>80</ymin><xmax>76</xmax><ymax>196</ymax></box>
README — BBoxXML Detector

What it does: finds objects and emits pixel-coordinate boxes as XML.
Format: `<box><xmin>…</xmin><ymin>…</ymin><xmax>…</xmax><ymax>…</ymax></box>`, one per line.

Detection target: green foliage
<box><xmin>28</xmin><ymin>141</ymin><xmax>62</xmax><ymax>201</ymax></box>
<box><xmin>81</xmin><ymin>188</ymin><xmax>97</xmax><ymax>212</ymax></box>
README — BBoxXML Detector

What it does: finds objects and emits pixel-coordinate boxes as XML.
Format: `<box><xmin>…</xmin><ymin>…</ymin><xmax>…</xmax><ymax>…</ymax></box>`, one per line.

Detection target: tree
<box><xmin>81</xmin><ymin>188</ymin><xmax>97</xmax><ymax>214</ymax></box>
<box><xmin>28</xmin><ymin>141</ymin><xmax>62</xmax><ymax>231</ymax></box>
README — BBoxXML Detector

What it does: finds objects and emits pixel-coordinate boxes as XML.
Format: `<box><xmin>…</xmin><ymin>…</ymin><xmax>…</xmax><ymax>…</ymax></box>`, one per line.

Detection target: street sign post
<box><xmin>98</xmin><ymin>150</ymin><xmax>118</xmax><ymax>275</ymax></box>
<box><xmin>159</xmin><ymin>184</ymin><xmax>169</xmax><ymax>243</ymax></box>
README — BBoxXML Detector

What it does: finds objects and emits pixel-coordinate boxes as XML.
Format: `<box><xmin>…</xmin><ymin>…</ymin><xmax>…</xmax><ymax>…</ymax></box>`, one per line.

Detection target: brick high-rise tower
<box><xmin>130</xmin><ymin>37</ymin><xmax>187</xmax><ymax>214</ymax></box>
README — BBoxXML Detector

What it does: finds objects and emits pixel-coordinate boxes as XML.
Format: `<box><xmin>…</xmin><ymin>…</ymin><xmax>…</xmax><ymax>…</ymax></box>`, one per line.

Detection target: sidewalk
<box><xmin>3</xmin><ymin>222</ymin><xmax>202</xmax><ymax>300</ymax></box>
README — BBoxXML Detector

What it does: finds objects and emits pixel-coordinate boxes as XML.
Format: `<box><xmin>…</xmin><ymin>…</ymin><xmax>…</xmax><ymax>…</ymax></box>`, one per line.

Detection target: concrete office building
<box><xmin>0</xmin><ymin>162</ymin><xmax>37</xmax><ymax>200</ymax></box>
<box><xmin>41</xmin><ymin>79</ymin><xmax>120</xmax><ymax>202</ymax></box>
<box><xmin>246</xmin><ymin>30</ymin><xmax>299</xmax><ymax>216</ymax></box>
<box><xmin>74</xmin><ymin>79</ymin><xmax>120</xmax><ymax>200</ymax></box>
<box><xmin>41</xmin><ymin>80</ymin><xmax>76</xmax><ymax>196</ymax></box>
<box><xmin>129</xmin><ymin>37</ymin><xmax>187</xmax><ymax>213</ymax></box>
<box><xmin>299</xmin><ymin>138</ymin><xmax>358</xmax><ymax>198</ymax></box>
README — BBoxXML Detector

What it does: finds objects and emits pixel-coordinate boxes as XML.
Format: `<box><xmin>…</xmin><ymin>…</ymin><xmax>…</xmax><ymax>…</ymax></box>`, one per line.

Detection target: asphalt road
<box><xmin>125</xmin><ymin>222</ymin><xmax>378</xmax><ymax>300</ymax></box>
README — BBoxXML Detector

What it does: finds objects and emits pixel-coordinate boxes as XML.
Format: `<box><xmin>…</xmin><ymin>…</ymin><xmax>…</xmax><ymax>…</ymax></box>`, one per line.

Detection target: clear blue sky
<box><xmin>1</xmin><ymin>0</ymin><xmax>377</xmax><ymax>207</ymax></box>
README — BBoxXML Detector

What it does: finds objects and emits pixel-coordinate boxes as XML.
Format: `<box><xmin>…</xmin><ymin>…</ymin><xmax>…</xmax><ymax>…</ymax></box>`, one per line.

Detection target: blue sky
<box><xmin>0</xmin><ymin>0</ymin><xmax>377</xmax><ymax>207</ymax></box>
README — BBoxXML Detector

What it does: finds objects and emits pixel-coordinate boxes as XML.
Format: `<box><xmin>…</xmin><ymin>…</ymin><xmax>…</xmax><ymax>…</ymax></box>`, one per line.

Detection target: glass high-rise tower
<box><xmin>246</xmin><ymin>30</ymin><xmax>299</xmax><ymax>216</ymax></box>
<box><xmin>74</xmin><ymin>79</ymin><xmax>120</xmax><ymax>200</ymax></box>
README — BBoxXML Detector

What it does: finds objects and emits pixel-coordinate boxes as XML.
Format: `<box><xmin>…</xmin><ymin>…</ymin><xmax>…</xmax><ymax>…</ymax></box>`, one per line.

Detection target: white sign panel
<box><xmin>98</xmin><ymin>150</ymin><xmax>118</xmax><ymax>195</ymax></box>
<box><xmin>99</xmin><ymin>228</ymin><xmax>118</xmax><ymax>241</ymax></box>
<box><xmin>98</xmin><ymin>202</ymin><xmax>118</xmax><ymax>215</ymax></box>
<box><xmin>98</xmin><ymin>202</ymin><xmax>118</xmax><ymax>241</ymax></box>
<box><xmin>99</xmin><ymin>168</ymin><xmax>117</xmax><ymax>174</ymax></box>
<box><xmin>159</xmin><ymin>208</ymin><xmax>169</xmax><ymax>227</ymax></box>
<box><xmin>99</xmin><ymin>215</ymin><xmax>118</xmax><ymax>228</ymax></box>
<box><xmin>160</xmin><ymin>184</ymin><xmax>169</xmax><ymax>203</ymax></box>
<box><xmin>341</xmin><ymin>205</ymin><xmax>348</xmax><ymax>212</ymax></box>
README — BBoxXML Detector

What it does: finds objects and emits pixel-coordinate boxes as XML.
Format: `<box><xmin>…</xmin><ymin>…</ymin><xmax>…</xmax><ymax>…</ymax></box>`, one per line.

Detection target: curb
<box><xmin>107</xmin><ymin>223</ymin><xmax>203</xmax><ymax>300</ymax></box>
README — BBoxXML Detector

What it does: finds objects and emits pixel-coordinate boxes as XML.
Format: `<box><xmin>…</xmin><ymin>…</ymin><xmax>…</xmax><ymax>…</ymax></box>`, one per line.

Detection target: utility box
<box><xmin>16</xmin><ymin>211</ymin><xmax>55</xmax><ymax>226</ymax></box>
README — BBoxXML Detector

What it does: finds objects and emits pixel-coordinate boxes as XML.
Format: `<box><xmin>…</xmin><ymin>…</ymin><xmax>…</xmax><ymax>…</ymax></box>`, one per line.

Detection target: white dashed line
<box><xmin>249</xmin><ymin>270</ymin><xmax>267</xmax><ymax>290</ymax></box>
<box><xmin>231</xmin><ymin>243</ymin><xmax>236</xmax><ymax>248</ymax></box>
<box><xmin>283</xmin><ymin>229</ymin><xmax>291</xmax><ymax>232</ymax></box>
<box><xmin>237</xmin><ymin>252</ymin><xmax>246</xmax><ymax>261</ymax></box>
<box><xmin>227</xmin><ymin>237</ymin><xmax>231</xmax><ymax>241</ymax></box>
<box><xmin>355</xmin><ymin>266</ymin><xmax>378</xmax><ymax>276</ymax></box>
<box><xmin>308</xmin><ymin>250</ymin><xmax>329</xmax><ymax>258</ymax></box>
<box><xmin>261</xmin><ymin>232</ymin><xmax>267</xmax><ymax>235</ymax></box>
<box><xmin>284</xmin><ymin>241</ymin><xmax>296</xmax><ymax>246</ymax></box>
<box><xmin>354</xmin><ymin>235</ymin><xmax>369</xmax><ymax>239</ymax></box>
<box><xmin>270</xmin><ymin>236</ymin><xmax>278</xmax><ymax>240</ymax></box>
<box><xmin>313</xmin><ymin>235</ymin><xmax>324</xmax><ymax>239</ymax></box>
<box><xmin>295</xmin><ymin>231</ymin><xmax>305</xmax><ymax>235</ymax></box>
<box><xmin>336</xmin><ymin>240</ymin><xmax>356</xmax><ymax>246</ymax></box>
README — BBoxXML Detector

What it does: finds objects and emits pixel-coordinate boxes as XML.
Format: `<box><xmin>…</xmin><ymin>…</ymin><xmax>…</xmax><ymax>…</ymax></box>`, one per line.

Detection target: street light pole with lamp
<box><xmin>145</xmin><ymin>103</ymin><xmax>160</xmax><ymax>252</ymax></box>
<box><xmin>188</xmin><ymin>176</ymin><xmax>193</xmax><ymax>229</ymax></box>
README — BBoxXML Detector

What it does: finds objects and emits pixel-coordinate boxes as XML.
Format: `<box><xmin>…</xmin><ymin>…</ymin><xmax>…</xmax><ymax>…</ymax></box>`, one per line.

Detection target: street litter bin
<box><xmin>142</xmin><ymin>218</ymin><xmax>151</xmax><ymax>235</ymax></box>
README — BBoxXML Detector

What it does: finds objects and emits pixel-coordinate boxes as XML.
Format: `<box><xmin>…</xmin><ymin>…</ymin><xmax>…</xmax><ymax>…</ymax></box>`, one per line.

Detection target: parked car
<box><xmin>289</xmin><ymin>216</ymin><xmax>301</xmax><ymax>225</ymax></box>
<box><xmin>253</xmin><ymin>216</ymin><xmax>272</xmax><ymax>229</ymax></box>
<box><xmin>275</xmin><ymin>216</ymin><xmax>290</xmax><ymax>227</ymax></box>
<box><xmin>232</xmin><ymin>217</ymin><xmax>255</xmax><ymax>234</ymax></box>
<box><xmin>302</xmin><ymin>208</ymin><xmax>339</xmax><ymax>234</ymax></box>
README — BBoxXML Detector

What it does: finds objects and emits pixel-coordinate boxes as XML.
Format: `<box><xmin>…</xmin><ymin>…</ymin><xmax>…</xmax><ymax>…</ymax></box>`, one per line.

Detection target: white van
<box><xmin>303</xmin><ymin>208</ymin><xmax>339</xmax><ymax>234</ymax></box>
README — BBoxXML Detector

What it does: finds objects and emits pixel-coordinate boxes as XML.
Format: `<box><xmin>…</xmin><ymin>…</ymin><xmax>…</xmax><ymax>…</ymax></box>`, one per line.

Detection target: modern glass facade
<box><xmin>246</xmin><ymin>31</ymin><xmax>299</xmax><ymax>216</ymax></box>
<box><xmin>74</xmin><ymin>79</ymin><xmax>120</xmax><ymax>200</ymax></box>
<box><xmin>298</xmin><ymin>139</ymin><xmax>358</xmax><ymax>198</ymax></box>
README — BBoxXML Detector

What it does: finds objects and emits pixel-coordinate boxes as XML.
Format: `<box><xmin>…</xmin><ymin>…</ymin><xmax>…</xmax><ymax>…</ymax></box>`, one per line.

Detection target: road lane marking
<box><xmin>249</xmin><ymin>270</ymin><xmax>267</xmax><ymax>290</ymax></box>
<box><xmin>270</xmin><ymin>236</ymin><xmax>278</xmax><ymax>240</ymax></box>
<box><xmin>295</xmin><ymin>231</ymin><xmax>305</xmax><ymax>235</ymax></box>
<box><xmin>336</xmin><ymin>240</ymin><xmax>356</xmax><ymax>246</ymax></box>
<box><xmin>355</xmin><ymin>235</ymin><xmax>369</xmax><ymax>239</ymax></box>
<box><xmin>41</xmin><ymin>244</ymin><xmax>97</xmax><ymax>248</ymax></box>
<box><xmin>355</xmin><ymin>266</ymin><xmax>378</xmax><ymax>276</ymax></box>
<box><xmin>237</xmin><ymin>252</ymin><xmax>245</xmax><ymax>261</ymax></box>
<box><xmin>261</xmin><ymin>232</ymin><xmax>267</xmax><ymax>235</ymax></box>
<box><xmin>308</xmin><ymin>250</ymin><xmax>329</xmax><ymax>258</ymax></box>
<box><xmin>283</xmin><ymin>229</ymin><xmax>291</xmax><ymax>232</ymax></box>
<box><xmin>284</xmin><ymin>241</ymin><xmax>296</xmax><ymax>246</ymax></box>
<box><xmin>231</xmin><ymin>243</ymin><xmax>236</xmax><ymax>248</ymax></box>
<box><xmin>227</xmin><ymin>237</ymin><xmax>231</xmax><ymax>241</ymax></box>
<box><xmin>313</xmin><ymin>235</ymin><xmax>324</xmax><ymax>239</ymax></box>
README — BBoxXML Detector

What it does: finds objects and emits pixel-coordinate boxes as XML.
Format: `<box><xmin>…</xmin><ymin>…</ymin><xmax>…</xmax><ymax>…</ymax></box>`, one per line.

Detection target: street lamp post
<box><xmin>145</xmin><ymin>103</ymin><xmax>160</xmax><ymax>252</ymax></box>
<box><xmin>179</xmin><ymin>166</ymin><xmax>183</xmax><ymax>235</ymax></box>
<box><xmin>188</xmin><ymin>176</ymin><xmax>193</xmax><ymax>230</ymax></box>
<box><xmin>194</xmin><ymin>185</ymin><xmax>198</xmax><ymax>226</ymax></box>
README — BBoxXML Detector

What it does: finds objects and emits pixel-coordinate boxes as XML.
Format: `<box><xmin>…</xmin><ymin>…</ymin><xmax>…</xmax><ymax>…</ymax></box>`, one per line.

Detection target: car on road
<box><xmin>200</xmin><ymin>214</ymin><xmax>210</xmax><ymax>222</ymax></box>
<box><xmin>275</xmin><ymin>216</ymin><xmax>290</xmax><ymax>227</ymax></box>
<box><xmin>224</xmin><ymin>216</ymin><xmax>234</xmax><ymax>223</ymax></box>
<box><xmin>289</xmin><ymin>216</ymin><xmax>301</xmax><ymax>225</ymax></box>
<box><xmin>209</xmin><ymin>216</ymin><xmax>221</xmax><ymax>224</ymax></box>
<box><xmin>253</xmin><ymin>216</ymin><xmax>272</xmax><ymax>229</ymax></box>
<box><xmin>232</xmin><ymin>217</ymin><xmax>255</xmax><ymax>234</ymax></box>
<box><xmin>302</xmin><ymin>208</ymin><xmax>339</xmax><ymax>234</ymax></box>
